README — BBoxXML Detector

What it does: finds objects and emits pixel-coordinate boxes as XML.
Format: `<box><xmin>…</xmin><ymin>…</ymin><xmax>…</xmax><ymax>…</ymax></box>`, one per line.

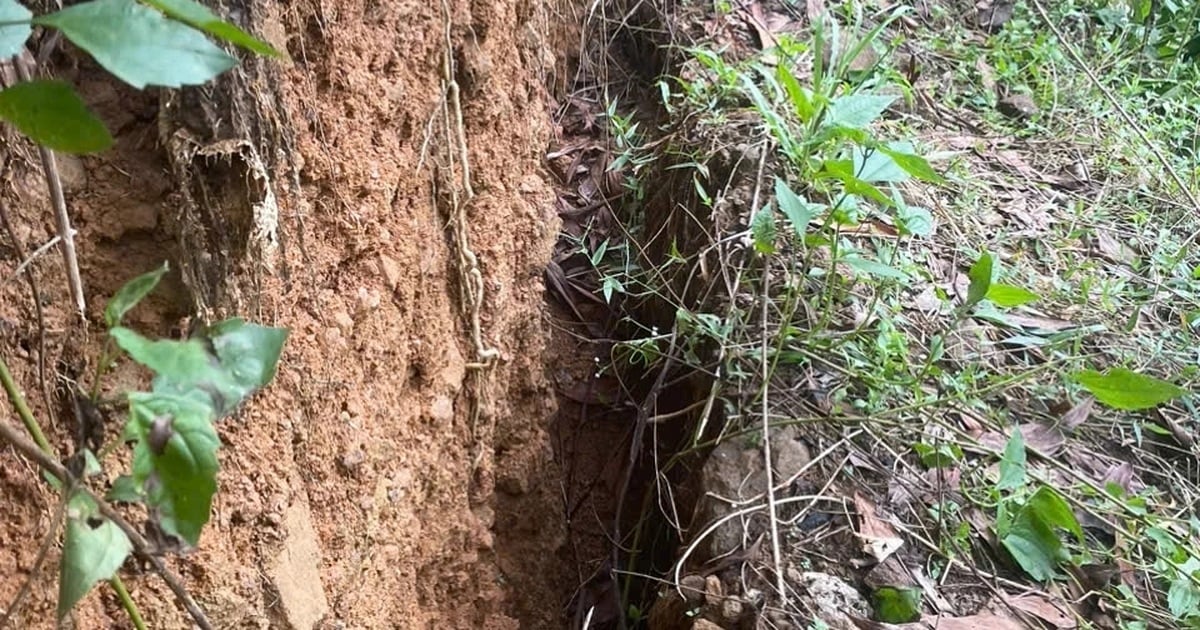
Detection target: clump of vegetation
<box><xmin>0</xmin><ymin>1</ymin><xmax>284</xmax><ymax>626</ymax></box>
<box><xmin>572</xmin><ymin>0</ymin><xmax>1200</xmax><ymax>626</ymax></box>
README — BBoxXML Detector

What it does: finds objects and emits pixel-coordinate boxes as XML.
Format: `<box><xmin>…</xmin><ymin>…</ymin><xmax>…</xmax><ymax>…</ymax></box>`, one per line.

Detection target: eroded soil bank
<box><xmin>0</xmin><ymin>0</ymin><xmax>581</xmax><ymax>627</ymax></box>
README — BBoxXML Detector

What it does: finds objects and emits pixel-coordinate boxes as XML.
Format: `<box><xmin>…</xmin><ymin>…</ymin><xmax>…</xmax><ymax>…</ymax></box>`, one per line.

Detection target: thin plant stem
<box><xmin>109</xmin><ymin>576</ymin><xmax>147</xmax><ymax>630</ymax></box>
<box><xmin>0</xmin><ymin>351</ymin><xmax>51</xmax><ymax>456</ymax></box>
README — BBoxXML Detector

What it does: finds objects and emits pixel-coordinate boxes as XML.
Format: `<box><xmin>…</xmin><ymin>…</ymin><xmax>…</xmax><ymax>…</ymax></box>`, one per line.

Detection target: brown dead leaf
<box><xmin>1004</xmin><ymin>591</ymin><xmax>1076</xmax><ymax>628</ymax></box>
<box><xmin>1095</xmin><ymin>231</ymin><xmax>1137</xmax><ymax>265</ymax></box>
<box><xmin>1100</xmin><ymin>461</ymin><xmax>1134</xmax><ymax>494</ymax></box>
<box><xmin>975</xmin><ymin>57</ymin><xmax>997</xmax><ymax>95</ymax></box>
<box><xmin>1002</xmin><ymin>313</ymin><xmax>1076</xmax><ymax>332</ymax></box>
<box><xmin>853</xmin><ymin>493</ymin><xmax>903</xmax><ymax>563</ymax></box>
<box><xmin>978</xmin><ymin>423</ymin><xmax>1065</xmax><ymax>456</ymax></box>
<box><xmin>1061</xmin><ymin>396</ymin><xmax>1094</xmax><ymax>431</ymax></box>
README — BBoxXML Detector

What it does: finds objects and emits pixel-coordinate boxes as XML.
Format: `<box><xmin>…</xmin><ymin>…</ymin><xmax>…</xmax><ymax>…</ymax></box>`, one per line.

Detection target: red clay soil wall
<box><xmin>0</xmin><ymin>0</ymin><xmax>574</xmax><ymax>627</ymax></box>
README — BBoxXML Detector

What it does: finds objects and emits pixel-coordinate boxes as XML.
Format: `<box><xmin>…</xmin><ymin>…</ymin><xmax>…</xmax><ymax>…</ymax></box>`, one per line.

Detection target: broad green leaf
<box><xmin>0</xmin><ymin>0</ymin><xmax>31</xmax><ymax>58</ymax></box>
<box><xmin>822</xmin><ymin>159</ymin><xmax>891</xmax><ymax>206</ymax></box>
<box><xmin>104</xmin><ymin>262</ymin><xmax>168</xmax><ymax>328</ymax></box>
<box><xmin>1074</xmin><ymin>367</ymin><xmax>1187</xmax><ymax>410</ymax></box>
<box><xmin>896</xmin><ymin>205</ymin><xmax>934</xmax><ymax>237</ymax></box>
<box><xmin>987</xmin><ymin>284</ymin><xmax>1039</xmax><ymax>308</ymax></box>
<box><xmin>966</xmin><ymin>253</ymin><xmax>994</xmax><ymax>308</ymax></box>
<box><xmin>872</xmin><ymin>586</ymin><xmax>922</xmax><ymax>623</ymax></box>
<box><xmin>1169</xmin><ymin>579</ymin><xmax>1200</xmax><ymax>618</ymax></box>
<box><xmin>914</xmin><ymin>442</ymin><xmax>961</xmax><ymax>468</ymax></box>
<box><xmin>58</xmin><ymin>492</ymin><xmax>132</xmax><ymax>618</ymax></box>
<box><xmin>776</xmin><ymin>62</ymin><xmax>813</xmax><ymax>121</ymax></box>
<box><xmin>751</xmin><ymin>203</ymin><xmax>776</xmax><ymax>255</ymax></box>
<box><xmin>996</xmin><ymin>427</ymin><xmax>1026</xmax><ymax>491</ymax></box>
<box><xmin>843</xmin><ymin>255</ymin><xmax>909</xmax><ymax>280</ymax></box>
<box><xmin>35</xmin><ymin>0</ymin><xmax>237</xmax><ymax>89</ymax></box>
<box><xmin>1024</xmin><ymin>486</ymin><xmax>1084</xmax><ymax>543</ymax></box>
<box><xmin>1001</xmin><ymin>506</ymin><xmax>1064</xmax><ymax>581</ymax></box>
<box><xmin>106</xmin><ymin>474</ymin><xmax>143</xmax><ymax>503</ymax></box>
<box><xmin>111</xmin><ymin>327</ymin><xmax>238</xmax><ymax>414</ymax></box>
<box><xmin>0</xmin><ymin>80</ymin><xmax>111</xmax><ymax>153</ymax></box>
<box><xmin>140</xmin><ymin>0</ymin><xmax>281</xmax><ymax>57</ymax></box>
<box><xmin>204</xmin><ymin>319</ymin><xmax>287</xmax><ymax>389</ymax></box>
<box><xmin>878</xmin><ymin>144</ymin><xmax>945</xmax><ymax>183</ymax></box>
<box><xmin>824</xmin><ymin>92</ymin><xmax>896</xmax><ymax>130</ymax></box>
<box><xmin>853</xmin><ymin>145</ymin><xmax>909</xmax><ymax>183</ymax></box>
<box><xmin>127</xmin><ymin>392</ymin><xmax>219</xmax><ymax>545</ymax></box>
<box><xmin>774</xmin><ymin>178</ymin><xmax>821</xmax><ymax>236</ymax></box>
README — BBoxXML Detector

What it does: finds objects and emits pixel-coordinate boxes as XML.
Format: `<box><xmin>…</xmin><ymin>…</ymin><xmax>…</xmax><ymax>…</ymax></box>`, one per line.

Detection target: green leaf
<box><xmin>872</xmin><ymin>586</ymin><xmax>922</xmax><ymax>623</ymax></box>
<box><xmin>853</xmin><ymin>145</ymin><xmax>909</xmax><ymax>183</ymax></box>
<box><xmin>1073</xmin><ymin>367</ymin><xmax>1188</xmax><ymax>410</ymax></box>
<box><xmin>822</xmin><ymin>159</ymin><xmax>892</xmax><ymax>206</ymax></box>
<box><xmin>843</xmin><ymin>255</ymin><xmax>909</xmax><ymax>280</ymax></box>
<box><xmin>966</xmin><ymin>252</ymin><xmax>994</xmax><ymax>308</ymax></box>
<box><xmin>104</xmin><ymin>262</ymin><xmax>168</xmax><ymax>328</ymax></box>
<box><xmin>35</xmin><ymin>0</ymin><xmax>237</xmax><ymax>89</ymax></box>
<box><xmin>776</xmin><ymin>62</ymin><xmax>813</xmax><ymax>121</ymax></box>
<box><xmin>0</xmin><ymin>80</ymin><xmax>112</xmax><ymax>153</ymax></box>
<box><xmin>987</xmin><ymin>284</ymin><xmax>1039</xmax><ymax>308</ymax></box>
<box><xmin>112</xmin><ymin>319</ymin><xmax>286</xmax><ymax>416</ymax></box>
<box><xmin>127</xmin><ymin>392</ymin><xmax>219</xmax><ymax>545</ymax></box>
<box><xmin>824</xmin><ymin>92</ymin><xmax>896</xmax><ymax>129</ymax></box>
<box><xmin>1169</xmin><ymin>578</ymin><xmax>1200</xmax><ymax>618</ymax></box>
<box><xmin>878</xmin><ymin>143</ymin><xmax>945</xmax><ymax>183</ymax></box>
<box><xmin>1001</xmin><ymin>506</ymin><xmax>1063</xmax><ymax>581</ymax></box>
<box><xmin>896</xmin><ymin>205</ymin><xmax>934</xmax><ymax>237</ymax></box>
<box><xmin>914</xmin><ymin>442</ymin><xmax>961</xmax><ymax>468</ymax></box>
<box><xmin>140</xmin><ymin>0</ymin><xmax>281</xmax><ymax>57</ymax></box>
<box><xmin>106</xmin><ymin>474</ymin><xmax>143</xmax><ymax>503</ymax></box>
<box><xmin>58</xmin><ymin>492</ymin><xmax>132</xmax><ymax>618</ymax></box>
<box><xmin>996</xmin><ymin>427</ymin><xmax>1026</xmax><ymax>491</ymax></box>
<box><xmin>751</xmin><ymin>203</ymin><xmax>776</xmax><ymax>255</ymax></box>
<box><xmin>0</xmin><ymin>0</ymin><xmax>32</xmax><ymax>58</ymax></box>
<box><xmin>1000</xmin><ymin>487</ymin><xmax>1080</xmax><ymax>582</ymax></box>
<box><xmin>1025</xmin><ymin>486</ymin><xmax>1084</xmax><ymax>543</ymax></box>
<box><xmin>774</xmin><ymin>178</ymin><xmax>822</xmax><ymax>236</ymax></box>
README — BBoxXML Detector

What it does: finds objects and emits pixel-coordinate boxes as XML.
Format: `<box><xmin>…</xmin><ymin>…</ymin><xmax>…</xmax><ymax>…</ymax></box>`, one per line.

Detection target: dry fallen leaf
<box><xmin>1002</xmin><ymin>313</ymin><xmax>1076</xmax><ymax>332</ymax></box>
<box><xmin>978</xmin><ymin>422</ymin><xmax>1065</xmax><ymax>456</ymax></box>
<box><xmin>1095</xmin><ymin>231</ymin><xmax>1137</xmax><ymax>265</ymax></box>
<box><xmin>1004</xmin><ymin>591</ymin><xmax>1077</xmax><ymax>628</ymax></box>
<box><xmin>854</xmin><ymin>493</ymin><xmax>904</xmax><ymax>563</ymax></box>
<box><xmin>1061</xmin><ymin>396</ymin><xmax>1094</xmax><ymax>431</ymax></box>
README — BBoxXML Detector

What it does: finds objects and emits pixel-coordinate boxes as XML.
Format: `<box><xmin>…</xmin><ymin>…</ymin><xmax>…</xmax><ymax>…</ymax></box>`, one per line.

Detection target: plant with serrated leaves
<box><xmin>57</xmin><ymin>263</ymin><xmax>287</xmax><ymax>618</ymax></box>
<box><xmin>0</xmin><ymin>0</ymin><xmax>280</xmax><ymax>154</ymax></box>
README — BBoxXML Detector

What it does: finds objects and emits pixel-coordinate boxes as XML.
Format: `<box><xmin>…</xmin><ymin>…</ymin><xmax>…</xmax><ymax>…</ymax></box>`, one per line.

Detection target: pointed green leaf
<box><xmin>853</xmin><ymin>145</ymin><xmax>909</xmax><ymax>183</ymax></box>
<box><xmin>0</xmin><ymin>80</ymin><xmax>111</xmax><ymax>153</ymax></box>
<box><xmin>774</xmin><ymin>178</ymin><xmax>822</xmax><ymax>236</ymax></box>
<box><xmin>1000</xmin><ymin>506</ymin><xmax>1063</xmax><ymax>581</ymax></box>
<box><xmin>1073</xmin><ymin>367</ymin><xmax>1187</xmax><ymax>410</ymax></box>
<box><xmin>35</xmin><ymin>0</ymin><xmax>237</xmax><ymax>89</ymax></box>
<box><xmin>822</xmin><ymin>159</ymin><xmax>891</xmax><ymax>206</ymax></box>
<box><xmin>111</xmin><ymin>327</ymin><xmax>235</xmax><ymax>414</ymax></box>
<box><xmin>872</xmin><ymin>586</ymin><xmax>922</xmax><ymax>623</ymax></box>
<box><xmin>140</xmin><ymin>0</ymin><xmax>281</xmax><ymax>57</ymax></box>
<box><xmin>127</xmin><ymin>392</ymin><xmax>219</xmax><ymax>545</ymax></box>
<box><xmin>776</xmin><ymin>62</ymin><xmax>813</xmax><ymax>121</ymax></box>
<box><xmin>843</xmin><ymin>255</ymin><xmax>909</xmax><ymax>280</ymax></box>
<box><xmin>896</xmin><ymin>205</ymin><xmax>934</xmax><ymax>237</ymax></box>
<box><xmin>205</xmin><ymin>318</ymin><xmax>288</xmax><ymax>392</ymax></box>
<box><xmin>0</xmin><ymin>0</ymin><xmax>32</xmax><ymax>58</ymax></box>
<box><xmin>58</xmin><ymin>492</ymin><xmax>132</xmax><ymax>618</ymax></box>
<box><xmin>104</xmin><ymin>262</ymin><xmax>168</xmax><ymax>328</ymax></box>
<box><xmin>878</xmin><ymin>144</ymin><xmax>944</xmax><ymax>183</ymax></box>
<box><xmin>987</xmin><ymin>284</ymin><xmax>1039</xmax><ymax>308</ymax></box>
<box><xmin>966</xmin><ymin>253</ymin><xmax>994</xmax><ymax>308</ymax></box>
<box><xmin>751</xmin><ymin>203</ymin><xmax>776</xmax><ymax>255</ymax></box>
<box><xmin>1024</xmin><ymin>486</ymin><xmax>1084</xmax><ymax>543</ymax></box>
<box><xmin>997</xmin><ymin>426</ymin><xmax>1026</xmax><ymax>491</ymax></box>
<box><xmin>106</xmin><ymin>474</ymin><xmax>143</xmax><ymax>503</ymax></box>
<box><xmin>824</xmin><ymin>92</ymin><xmax>895</xmax><ymax>130</ymax></box>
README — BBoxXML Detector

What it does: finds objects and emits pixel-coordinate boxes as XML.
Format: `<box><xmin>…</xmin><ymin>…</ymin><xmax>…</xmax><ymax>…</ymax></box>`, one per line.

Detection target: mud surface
<box><xmin>0</xmin><ymin>0</ymin><xmax>579</xmax><ymax>627</ymax></box>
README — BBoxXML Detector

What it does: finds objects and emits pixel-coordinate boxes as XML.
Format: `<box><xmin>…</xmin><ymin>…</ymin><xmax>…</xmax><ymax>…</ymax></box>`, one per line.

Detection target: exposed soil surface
<box><xmin>0</xmin><ymin>0</ymin><xmax>585</xmax><ymax>627</ymax></box>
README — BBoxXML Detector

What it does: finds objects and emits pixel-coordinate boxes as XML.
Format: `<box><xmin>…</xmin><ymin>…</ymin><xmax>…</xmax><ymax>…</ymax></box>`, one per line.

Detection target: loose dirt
<box><xmin>0</xmin><ymin>0</ymin><xmax>585</xmax><ymax>627</ymax></box>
